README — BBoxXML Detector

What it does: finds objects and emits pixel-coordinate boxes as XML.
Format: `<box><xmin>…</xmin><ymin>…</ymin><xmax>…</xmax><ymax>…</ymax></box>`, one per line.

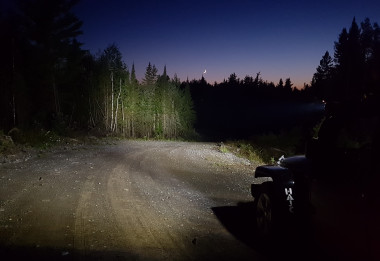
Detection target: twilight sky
<box><xmin>73</xmin><ymin>1</ymin><xmax>378</xmax><ymax>88</ymax></box>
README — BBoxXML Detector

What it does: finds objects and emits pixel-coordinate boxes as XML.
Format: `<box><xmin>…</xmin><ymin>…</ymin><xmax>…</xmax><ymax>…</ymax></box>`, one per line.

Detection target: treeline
<box><xmin>186</xmin><ymin>71</ymin><xmax>312</xmax><ymax>110</ymax></box>
<box><xmin>0</xmin><ymin>0</ymin><xmax>195</xmax><ymax>139</ymax></box>
<box><xmin>186</xmin><ymin>17</ymin><xmax>380</xmax><ymax>107</ymax></box>
<box><xmin>312</xmin><ymin>17</ymin><xmax>380</xmax><ymax>102</ymax></box>
<box><xmin>184</xmin><ymin>17</ymin><xmax>380</xmax><ymax>140</ymax></box>
<box><xmin>183</xmin><ymin>67</ymin><xmax>317</xmax><ymax>140</ymax></box>
<box><xmin>185</xmin><ymin>77</ymin><xmax>320</xmax><ymax>140</ymax></box>
<box><xmin>1</xmin><ymin>1</ymin><xmax>378</xmax><ymax>142</ymax></box>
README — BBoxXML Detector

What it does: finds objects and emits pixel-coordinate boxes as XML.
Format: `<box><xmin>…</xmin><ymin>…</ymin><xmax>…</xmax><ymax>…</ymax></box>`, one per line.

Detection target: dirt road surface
<box><xmin>3</xmin><ymin>140</ymin><xmax>378</xmax><ymax>261</ymax></box>
<box><xmin>0</xmin><ymin>140</ymin><xmax>267</xmax><ymax>260</ymax></box>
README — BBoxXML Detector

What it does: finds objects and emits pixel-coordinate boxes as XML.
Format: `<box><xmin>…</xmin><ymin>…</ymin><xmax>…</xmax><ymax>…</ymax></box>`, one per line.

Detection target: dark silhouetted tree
<box><xmin>312</xmin><ymin>17</ymin><xmax>380</xmax><ymax>102</ymax></box>
<box><xmin>276</xmin><ymin>78</ymin><xmax>284</xmax><ymax>89</ymax></box>
<box><xmin>334</xmin><ymin>18</ymin><xmax>364</xmax><ymax>100</ymax></box>
<box><xmin>361</xmin><ymin>18</ymin><xmax>380</xmax><ymax>96</ymax></box>
<box><xmin>0</xmin><ymin>11</ymin><xmax>26</xmax><ymax>131</ymax></box>
<box><xmin>157</xmin><ymin>65</ymin><xmax>170</xmax><ymax>84</ymax></box>
<box><xmin>361</xmin><ymin>18</ymin><xmax>374</xmax><ymax>62</ymax></box>
<box><xmin>228</xmin><ymin>73</ymin><xmax>239</xmax><ymax>86</ymax></box>
<box><xmin>16</xmin><ymin>0</ymin><xmax>83</xmax><ymax>128</ymax></box>
<box><xmin>253</xmin><ymin>72</ymin><xmax>261</xmax><ymax>88</ymax></box>
<box><xmin>284</xmin><ymin>78</ymin><xmax>293</xmax><ymax>93</ymax></box>
<box><xmin>130</xmin><ymin>63</ymin><xmax>138</xmax><ymax>85</ymax></box>
<box><xmin>313</xmin><ymin>51</ymin><xmax>334</xmax><ymax>99</ymax></box>
<box><xmin>243</xmin><ymin>75</ymin><xmax>254</xmax><ymax>86</ymax></box>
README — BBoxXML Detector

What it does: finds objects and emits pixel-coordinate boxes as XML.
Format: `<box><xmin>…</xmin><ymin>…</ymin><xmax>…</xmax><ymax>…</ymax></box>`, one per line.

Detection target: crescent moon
<box><xmin>203</xmin><ymin>69</ymin><xmax>207</xmax><ymax>74</ymax></box>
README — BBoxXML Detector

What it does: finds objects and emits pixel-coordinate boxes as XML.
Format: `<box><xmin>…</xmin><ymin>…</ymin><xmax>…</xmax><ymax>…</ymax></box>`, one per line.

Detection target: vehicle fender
<box><xmin>252</xmin><ymin>165</ymin><xmax>295</xmax><ymax>214</ymax></box>
<box><xmin>255</xmin><ymin>165</ymin><xmax>293</xmax><ymax>181</ymax></box>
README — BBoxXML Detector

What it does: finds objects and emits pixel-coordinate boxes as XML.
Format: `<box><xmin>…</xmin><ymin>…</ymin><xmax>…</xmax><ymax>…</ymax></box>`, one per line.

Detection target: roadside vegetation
<box><xmin>219</xmin><ymin>126</ymin><xmax>312</xmax><ymax>165</ymax></box>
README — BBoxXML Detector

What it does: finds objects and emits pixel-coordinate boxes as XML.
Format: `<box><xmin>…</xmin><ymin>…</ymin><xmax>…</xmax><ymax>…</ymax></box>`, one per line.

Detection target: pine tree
<box><xmin>314</xmin><ymin>17</ymin><xmax>380</xmax><ymax>101</ymax></box>
<box><xmin>253</xmin><ymin>72</ymin><xmax>261</xmax><ymax>88</ymax></box>
<box><xmin>316</xmin><ymin>51</ymin><xmax>334</xmax><ymax>79</ymax></box>
<box><xmin>334</xmin><ymin>28</ymin><xmax>349</xmax><ymax>67</ymax></box>
<box><xmin>171</xmin><ymin>73</ymin><xmax>181</xmax><ymax>87</ymax></box>
<box><xmin>130</xmin><ymin>63</ymin><xmax>139</xmax><ymax>85</ymax></box>
<box><xmin>276</xmin><ymin>78</ymin><xmax>284</xmax><ymax>88</ymax></box>
<box><xmin>371</xmin><ymin>22</ymin><xmax>380</xmax><ymax>96</ymax></box>
<box><xmin>313</xmin><ymin>51</ymin><xmax>334</xmax><ymax>99</ymax></box>
<box><xmin>361</xmin><ymin>18</ymin><xmax>374</xmax><ymax>62</ymax></box>
<box><xmin>157</xmin><ymin>65</ymin><xmax>170</xmax><ymax>84</ymax></box>
<box><xmin>334</xmin><ymin>18</ymin><xmax>365</xmax><ymax>100</ymax></box>
<box><xmin>17</xmin><ymin>0</ymin><xmax>83</xmax><ymax>126</ymax></box>
<box><xmin>228</xmin><ymin>73</ymin><xmax>238</xmax><ymax>85</ymax></box>
<box><xmin>284</xmin><ymin>78</ymin><xmax>293</xmax><ymax>93</ymax></box>
<box><xmin>142</xmin><ymin>62</ymin><xmax>158</xmax><ymax>86</ymax></box>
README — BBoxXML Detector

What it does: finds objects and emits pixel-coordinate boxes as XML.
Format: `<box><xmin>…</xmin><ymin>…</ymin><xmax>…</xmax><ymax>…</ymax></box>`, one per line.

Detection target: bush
<box><xmin>226</xmin><ymin>127</ymin><xmax>309</xmax><ymax>164</ymax></box>
<box><xmin>5</xmin><ymin>128</ymin><xmax>62</xmax><ymax>149</ymax></box>
<box><xmin>0</xmin><ymin>131</ymin><xmax>15</xmax><ymax>153</ymax></box>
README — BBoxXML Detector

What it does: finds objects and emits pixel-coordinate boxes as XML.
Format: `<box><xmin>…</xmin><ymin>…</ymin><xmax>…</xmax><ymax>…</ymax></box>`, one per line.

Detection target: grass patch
<box><xmin>10</xmin><ymin>129</ymin><xmax>63</xmax><ymax>149</ymax></box>
<box><xmin>225</xmin><ymin>127</ymin><xmax>309</xmax><ymax>165</ymax></box>
<box><xmin>225</xmin><ymin>141</ymin><xmax>266</xmax><ymax>165</ymax></box>
<box><xmin>0</xmin><ymin>130</ymin><xmax>16</xmax><ymax>154</ymax></box>
<box><xmin>219</xmin><ymin>142</ymin><xmax>229</xmax><ymax>153</ymax></box>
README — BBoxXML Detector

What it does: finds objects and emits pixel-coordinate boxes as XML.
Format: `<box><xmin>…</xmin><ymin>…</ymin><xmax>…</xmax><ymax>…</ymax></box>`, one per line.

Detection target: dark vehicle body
<box><xmin>251</xmin><ymin>99</ymin><xmax>380</xmax><ymax>260</ymax></box>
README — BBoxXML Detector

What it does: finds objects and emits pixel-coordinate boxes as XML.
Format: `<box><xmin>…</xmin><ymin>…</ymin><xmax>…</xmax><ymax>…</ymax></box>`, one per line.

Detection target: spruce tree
<box><xmin>16</xmin><ymin>0</ymin><xmax>83</xmax><ymax>127</ymax></box>
<box><xmin>334</xmin><ymin>18</ymin><xmax>364</xmax><ymax>100</ymax></box>
<box><xmin>130</xmin><ymin>63</ymin><xmax>138</xmax><ymax>85</ymax></box>
<box><xmin>284</xmin><ymin>78</ymin><xmax>293</xmax><ymax>93</ymax></box>
<box><xmin>143</xmin><ymin>62</ymin><xmax>158</xmax><ymax>86</ymax></box>
<box><xmin>277</xmin><ymin>78</ymin><xmax>284</xmax><ymax>88</ymax></box>
<box><xmin>313</xmin><ymin>51</ymin><xmax>334</xmax><ymax>100</ymax></box>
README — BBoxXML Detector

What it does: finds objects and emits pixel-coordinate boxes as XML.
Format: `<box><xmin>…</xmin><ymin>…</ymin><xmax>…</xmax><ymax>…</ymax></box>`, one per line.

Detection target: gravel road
<box><xmin>0</xmin><ymin>140</ymin><xmax>266</xmax><ymax>260</ymax></box>
<box><xmin>3</xmin><ymin>140</ymin><xmax>378</xmax><ymax>261</ymax></box>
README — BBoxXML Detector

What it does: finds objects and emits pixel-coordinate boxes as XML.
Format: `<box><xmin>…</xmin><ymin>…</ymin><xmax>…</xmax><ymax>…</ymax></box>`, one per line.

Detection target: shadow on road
<box><xmin>212</xmin><ymin>200</ymin><xmax>380</xmax><ymax>261</ymax></box>
<box><xmin>212</xmin><ymin>202</ymin><xmax>318</xmax><ymax>261</ymax></box>
<box><xmin>211</xmin><ymin>202</ymin><xmax>257</xmax><ymax>249</ymax></box>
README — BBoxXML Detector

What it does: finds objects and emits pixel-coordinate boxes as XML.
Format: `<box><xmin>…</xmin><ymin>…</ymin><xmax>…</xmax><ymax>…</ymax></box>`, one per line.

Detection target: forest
<box><xmin>0</xmin><ymin>0</ymin><xmax>195</xmax><ymax>140</ymax></box>
<box><xmin>1</xmin><ymin>0</ymin><xmax>380</xmax><ymax>144</ymax></box>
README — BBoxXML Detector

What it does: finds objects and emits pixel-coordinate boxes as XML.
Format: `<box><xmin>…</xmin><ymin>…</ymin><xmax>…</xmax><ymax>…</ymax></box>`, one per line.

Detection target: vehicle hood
<box><xmin>279</xmin><ymin>155</ymin><xmax>312</xmax><ymax>173</ymax></box>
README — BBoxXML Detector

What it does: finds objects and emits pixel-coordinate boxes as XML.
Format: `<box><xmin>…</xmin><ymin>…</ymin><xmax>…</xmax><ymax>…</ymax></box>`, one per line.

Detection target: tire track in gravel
<box><xmin>1</xmin><ymin>141</ymin><xmax>264</xmax><ymax>260</ymax></box>
<box><xmin>106</xmin><ymin>148</ymin><xmax>217</xmax><ymax>260</ymax></box>
<box><xmin>103</xmin><ymin>142</ymin><xmax>259</xmax><ymax>260</ymax></box>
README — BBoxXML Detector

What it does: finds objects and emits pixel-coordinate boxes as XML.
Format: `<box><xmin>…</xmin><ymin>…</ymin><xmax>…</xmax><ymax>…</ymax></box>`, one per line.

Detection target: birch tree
<box><xmin>99</xmin><ymin>44</ymin><xmax>127</xmax><ymax>132</ymax></box>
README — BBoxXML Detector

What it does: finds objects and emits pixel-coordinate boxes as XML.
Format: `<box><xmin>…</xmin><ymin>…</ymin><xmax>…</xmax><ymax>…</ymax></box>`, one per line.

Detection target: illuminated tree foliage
<box><xmin>87</xmin><ymin>47</ymin><xmax>195</xmax><ymax>139</ymax></box>
<box><xmin>142</xmin><ymin>62</ymin><xmax>158</xmax><ymax>86</ymax></box>
<box><xmin>0</xmin><ymin>1</ymin><xmax>196</xmax><ymax>139</ymax></box>
<box><xmin>134</xmin><ymin>63</ymin><xmax>195</xmax><ymax>139</ymax></box>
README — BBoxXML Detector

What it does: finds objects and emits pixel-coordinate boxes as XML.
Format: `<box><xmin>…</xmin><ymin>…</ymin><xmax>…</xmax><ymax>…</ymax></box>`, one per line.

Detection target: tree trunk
<box><xmin>121</xmin><ymin>99</ymin><xmax>125</xmax><ymax>136</ymax></box>
<box><xmin>113</xmin><ymin>78</ymin><xmax>122</xmax><ymax>132</ymax></box>
<box><xmin>110</xmin><ymin>71</ymin><xmax>114</xmax><ymax>131</ymax></box>
<box><xmin>105</xmin><ymin>83</ymin><xmax>108</xmax><ymax>130</ymax></box>
<box><xmin>53</xmin><ymin>76</ymin><xmax>60</xmax><ymax>115</ymax></box>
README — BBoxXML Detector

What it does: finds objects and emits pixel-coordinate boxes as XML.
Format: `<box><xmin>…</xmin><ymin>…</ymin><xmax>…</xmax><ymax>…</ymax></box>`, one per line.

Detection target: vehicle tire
<box><xmin>256</xmin><ymin>190</ymin><xmax>274</xmax><ymax>241</ymax></box>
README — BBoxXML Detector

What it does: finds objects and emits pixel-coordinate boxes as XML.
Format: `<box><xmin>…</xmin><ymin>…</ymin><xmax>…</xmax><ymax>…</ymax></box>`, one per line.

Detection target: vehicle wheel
<box><xmin>256</xmin><ymin>192</ymin><xmax>273</xmax><ymax>240</ymax></box>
